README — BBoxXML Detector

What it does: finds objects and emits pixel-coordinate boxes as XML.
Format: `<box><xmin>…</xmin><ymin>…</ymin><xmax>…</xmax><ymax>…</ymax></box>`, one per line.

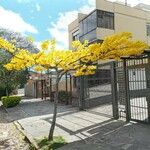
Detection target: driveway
<box><xmin>3</xmin><ymin>98</ymin><xmax>150</xmax><ymax>150</ymax></box>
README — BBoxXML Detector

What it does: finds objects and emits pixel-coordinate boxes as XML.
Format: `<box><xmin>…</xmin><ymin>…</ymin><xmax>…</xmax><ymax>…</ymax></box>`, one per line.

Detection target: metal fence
<box><xmin>117</xmin><ymin>55</ymin><xmax>150</xmax><ymax>124</ymax></box>
<box><xmin>78</xmin><ymin>61</ymin><xmax>119</xmax><ymax>119</ymax></box>
<box><xmin>79</xmin><ymin>53</ymin><xmax>150</xmax><ymax>124</ymax></box>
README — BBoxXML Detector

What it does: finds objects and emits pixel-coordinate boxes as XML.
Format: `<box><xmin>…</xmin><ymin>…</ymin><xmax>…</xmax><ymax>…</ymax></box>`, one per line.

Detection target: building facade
<box><xmin>68</xmin><ymin>0</ymin><xmax>150</xmax><ymax>109</ymax></box>
<box><xmin>68</xmin><ymin>0</ymin><xmax>150</xmax><ymax>49</ymax></box>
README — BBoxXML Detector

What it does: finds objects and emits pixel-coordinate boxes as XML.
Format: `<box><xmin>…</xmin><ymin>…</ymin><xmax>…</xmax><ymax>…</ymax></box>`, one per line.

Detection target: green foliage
<box><xmin>0</xmin><ymin>59</ymin><xmax>29</xmax><ymax>97</ymax></box>
<box><xmin>0</xmin><ymin>28</ymin><xmax>37</xmax><ymax>98</ymax></box>
<box><xmin>0</xmin><ymin>85</ymin><xmax>12</xmax><ymax>99</ymax></box>
<box><xmin>0</xmin><ymin>86</ymin><xmax>6</xmax><ymax>99</ymax></box>
<box><xmin>0</xmin><ymin>50</ymin><xmax>29</xmax><ymax>97</ymax></box>
<box><xmin>58</xmin><ymin>91</ymin><xmax>71</xmax><ymax>103</ymax></box>
<box><xmin>29</xmin><ymin>144</ymin><xmax>36</xmax><ymax>150</ymax></box>
<box><xmin>1</xmin><ymin>96</ymin><xmax>21</xmax><ymax>108</ymax></box>
<box><xmin>16</xmin><ymin>69</ymin><xmax>29</xmax><ymax>88</ymax></box>
<box><xmin>32</xmin><ymin>136</ymin><xmax>67</xmax><ymax>150</ymax></box>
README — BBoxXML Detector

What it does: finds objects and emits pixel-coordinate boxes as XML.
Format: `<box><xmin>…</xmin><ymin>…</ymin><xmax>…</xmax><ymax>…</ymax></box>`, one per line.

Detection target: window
<box><xmin>79</xmin><ymin>30</ymin><xmax>96</xmax><ymax>43</ymax></box>
<box><xmin>79</xmin><ymin>11</ymin><xmax>97</xmax><ymax>42</ymax></box>
<box><xmin>147</xmin><ymin>23</ymin><xmax>150</xmax><ymax>36</ymax></box>
<box><xmin>97</xmin><ymin>10</ymin><xmax>114</xmax><ymax>30</ymax></box>
<box><xmin>79</xmin><ymin>22</ymin><xmax>83</xmax><ymax>36</ymax></box>
<box><xmin>79</xmin><ymin>11</ymin><xmax>97</xmax><ymax>37</ymax></box>
<box><xmin>78</xmin><ymin>10</ymin><xmax>114</xmax><ymax>43</ymax></box>
<box><xmin>72</xmin><ymin>30</ymin><xmax>79</xmax><ymax>41</ymax></box>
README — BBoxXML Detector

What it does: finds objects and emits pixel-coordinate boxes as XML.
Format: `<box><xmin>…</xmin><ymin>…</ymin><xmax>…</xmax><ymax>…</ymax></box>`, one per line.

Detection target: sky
<box><xmin>0</xmin><ymin>0</ymin><xmax>150</xmax><ymax>49</ymax></box>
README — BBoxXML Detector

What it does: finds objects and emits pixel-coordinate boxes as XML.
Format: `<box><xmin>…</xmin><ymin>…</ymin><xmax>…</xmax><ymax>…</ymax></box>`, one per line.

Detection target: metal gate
<box><xmin>79</xmin><ymin>53</ymin><xmax>150</xmax><ymax>123</ymax></box>
<box><xmin>117</xmin><ymin>56</ymin><xmax>150</xmax><ymax>124</ymax></box>
<box><xmin>79</xmin><ymin>61</ymin><xmax>119</xmax><ymax>119</ymax></box>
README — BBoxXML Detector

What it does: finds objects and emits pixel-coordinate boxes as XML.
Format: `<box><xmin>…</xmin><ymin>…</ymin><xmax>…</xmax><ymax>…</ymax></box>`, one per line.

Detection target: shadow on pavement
<box><xmin>58</xmin><ymin>121</ymin><xmax>150</xmax><ymax>150</ymax></box>
<box><xmin>0</xmin><ymin>98</ymin><xmax>77</xmax><ymax>123</ymax></box>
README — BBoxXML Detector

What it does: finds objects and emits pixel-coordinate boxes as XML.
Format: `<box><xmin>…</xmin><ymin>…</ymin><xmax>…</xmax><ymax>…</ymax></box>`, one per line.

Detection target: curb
<box><xmin>13</xmin><ymin>121</ymin><xmax>39</xmax><ymax>150</ymax></box>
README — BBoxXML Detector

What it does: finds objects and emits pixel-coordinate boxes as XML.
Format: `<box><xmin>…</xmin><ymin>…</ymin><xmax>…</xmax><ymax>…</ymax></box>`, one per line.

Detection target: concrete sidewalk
<box><xmin>4</xmin><ymin>98</ymin><xmax>150</xmax><ymax>150</ymax></box>
<box><xmin>17</xmin><ymin>112</ymin><xmax>150</xmax><ymax>150</ymax></box>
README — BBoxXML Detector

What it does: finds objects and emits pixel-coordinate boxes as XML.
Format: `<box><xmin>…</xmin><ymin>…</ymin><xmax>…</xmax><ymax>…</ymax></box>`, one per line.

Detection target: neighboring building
<box><xmin>25</xmin><ymin>71</ymin><xmax>48</xmax><ymax>98</ymax></box>
<box><xmin>68</xmin><ymin>0</ymin><xmax>150</xmax><ymax>49</ymax></box>
<box><xmin>25</xmin><ymin>71</ymin><xmax>76</xmax><ymax>102</ymax></box>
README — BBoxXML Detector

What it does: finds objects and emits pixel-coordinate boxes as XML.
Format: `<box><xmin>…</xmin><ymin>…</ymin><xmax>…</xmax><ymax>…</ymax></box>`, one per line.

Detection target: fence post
<box><xmin>65</xmin><ymin>73</ymin><xmax>68</xmax><ymax>92</ymax></box>
<box><xmin>69</xmin><ymin>74</ymin><xmax>72</xmax><ymax>105</ymax></box>
<box><xmin>111</xmin><ymin>61</ymin><xmax>119</xmax><ymax>119</ymax></box>
<box><xmin>79</xmin><ymin>76</ymin><xmax>85</xmax><ymax>110</ymax></box>
<box><xmin>123</xmin><ymin>59</ymin><xmax>131</xmax><ymax>122</ymax></box>
<box><xmin>145</xmin><ymin>57</ymin><xmax>150</xmax><ymax>123</ymax></box>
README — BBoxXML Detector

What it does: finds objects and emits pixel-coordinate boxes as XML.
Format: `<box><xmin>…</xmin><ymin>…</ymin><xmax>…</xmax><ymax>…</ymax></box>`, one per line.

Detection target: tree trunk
<box><xmin>49</xmin><ymin>78</ymin><xmax>52</xmax><ymax>101</ymax></box>
<box><xmin>48</xmin><ymin>74</ymin><xmax>59</xmax><ymax>141</ymax></box>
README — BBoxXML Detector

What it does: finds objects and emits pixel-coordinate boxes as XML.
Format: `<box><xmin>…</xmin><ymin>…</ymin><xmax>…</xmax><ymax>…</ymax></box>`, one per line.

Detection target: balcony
<box><xmin>79</xmin><ymin>9</ymin><xmax>114</xmax><ymax>43</ymax></box>
<box><xmin>79</xmin><ymin>10</ymin><xmax>97</xmax><ymax>43</ymax></box>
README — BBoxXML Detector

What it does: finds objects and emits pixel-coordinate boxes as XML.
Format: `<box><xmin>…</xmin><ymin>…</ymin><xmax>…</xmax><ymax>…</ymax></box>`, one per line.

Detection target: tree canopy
<box><xmin>0</xmin><ymin>28</ymin><xmax>37</xmax><ymax>96</ymax></box>
<box><xmin>2</xmin><ymin>32</ymin><xmax>148</xmax><ymax>77</ymax></box>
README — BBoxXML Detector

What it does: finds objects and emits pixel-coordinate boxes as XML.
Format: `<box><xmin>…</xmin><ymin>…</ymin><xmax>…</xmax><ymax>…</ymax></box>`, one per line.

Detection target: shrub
<box><xmin>58</xmin><ymin>91</ymin><xmax>71</xmax><ymax>104</ymax></box>
<box><xmin>1</xmin><ymin>96</ymin><xmax>21</xmax><ymax>108</ymax></box>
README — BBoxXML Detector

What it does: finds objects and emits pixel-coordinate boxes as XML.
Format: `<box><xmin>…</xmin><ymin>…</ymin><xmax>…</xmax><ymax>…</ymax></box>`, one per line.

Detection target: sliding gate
<box><xmin>79</xmin><ymin>61</ymin><xmax>119</xmax><ymax>119</ymax></box>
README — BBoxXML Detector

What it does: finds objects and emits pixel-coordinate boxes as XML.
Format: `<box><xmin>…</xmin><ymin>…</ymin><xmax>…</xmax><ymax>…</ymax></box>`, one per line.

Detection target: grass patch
<box><xmin>30</xmin><ymin>136</ymin><xmax>67</xmax><ymax>150</ymax></box>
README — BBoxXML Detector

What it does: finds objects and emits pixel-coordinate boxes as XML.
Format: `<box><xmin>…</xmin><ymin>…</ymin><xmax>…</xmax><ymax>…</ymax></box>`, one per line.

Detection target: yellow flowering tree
<box><xmin>0</xmin><ymin>36</ymin><xmax>34</xmax><ymax>96</ymax></box>
<box><xmin>2</xmin><ymin>32</ymin><xmax>148</xmax><ymax>140</ymax></box>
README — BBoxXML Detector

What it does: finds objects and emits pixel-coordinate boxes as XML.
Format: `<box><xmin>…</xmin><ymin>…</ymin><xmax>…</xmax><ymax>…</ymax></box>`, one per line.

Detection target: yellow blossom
<box><xmin>2</xmin><ymin>32</ymin><xmax>148</xmax><ymax>78</ymax></box>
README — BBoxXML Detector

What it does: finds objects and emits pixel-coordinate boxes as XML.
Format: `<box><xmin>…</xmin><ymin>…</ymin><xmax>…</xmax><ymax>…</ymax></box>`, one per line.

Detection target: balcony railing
<box><xmin>79</xmin><ymin>29</ymin><xmax>96</xmax><ymax>43</ymax></box>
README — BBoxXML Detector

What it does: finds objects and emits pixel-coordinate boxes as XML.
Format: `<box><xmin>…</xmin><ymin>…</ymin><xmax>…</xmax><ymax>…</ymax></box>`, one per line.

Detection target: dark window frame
<box><xmin>97</xmin><ymin>10</ymin><xmax>114</xmax><ymax>30</ymax></box>
<box><xmin>72</xmin><ymin>30</ymin><xmax>79</xmax><ymax>41</ymax></box>
<box><xmin>79</xmin><ymin>10</ymin><xmax>97</xmax><ymax>37</ymax></box>
<box><xmin>146</xmin><ymin>23</ymin><xmax>150</xmax><ymax>36</ymax></box>
<box><xmin>79</xmin><ymin>28</ymin><xmax>96</xmax><ymax>39</ymax></box>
